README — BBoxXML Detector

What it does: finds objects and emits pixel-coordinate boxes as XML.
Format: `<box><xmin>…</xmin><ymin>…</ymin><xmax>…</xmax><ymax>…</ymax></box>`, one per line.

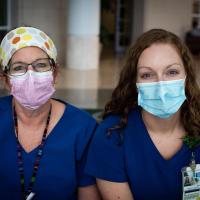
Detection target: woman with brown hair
<box><xmin>85</xmin><ymin>29</ymin><xmax>200</xmax><ymax>199</ymax></box>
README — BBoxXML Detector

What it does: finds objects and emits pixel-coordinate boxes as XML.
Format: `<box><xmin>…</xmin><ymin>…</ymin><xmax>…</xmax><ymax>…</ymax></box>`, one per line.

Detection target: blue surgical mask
<box><xmin>136</xmin><ymin>79</ymin><xmax>186</xmax><ymax>118</ymax></box>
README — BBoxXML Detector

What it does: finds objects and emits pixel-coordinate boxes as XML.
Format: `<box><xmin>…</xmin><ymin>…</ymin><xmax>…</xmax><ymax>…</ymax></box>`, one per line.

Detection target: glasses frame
<box><xmin>5</xmin><ymin>58</ymin><xmax>55</xmax><ymax>77</ymax></box>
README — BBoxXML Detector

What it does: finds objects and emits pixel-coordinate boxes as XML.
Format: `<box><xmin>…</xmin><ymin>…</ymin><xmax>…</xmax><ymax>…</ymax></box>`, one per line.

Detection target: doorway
<box><xmin>100</xmin><ymin>0</ymin><xmax>133</xmax><ymax>56</ymax></box>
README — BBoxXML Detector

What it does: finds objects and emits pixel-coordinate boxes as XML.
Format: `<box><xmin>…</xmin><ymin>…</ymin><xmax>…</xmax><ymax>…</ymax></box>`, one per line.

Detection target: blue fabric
<box><xmin>85</xmin><ymin>107</ymin><xmax>200</xmax><ymax>200</ymax></box>
<box><xmin>136</xmin><ymin>79</ymin><xmax>186</xmax><ymax>118</ymax></box>
<box><xmin>0</xmin><ymin>95</ymin><xmax>97</xmax><ymax>200</ymax></box>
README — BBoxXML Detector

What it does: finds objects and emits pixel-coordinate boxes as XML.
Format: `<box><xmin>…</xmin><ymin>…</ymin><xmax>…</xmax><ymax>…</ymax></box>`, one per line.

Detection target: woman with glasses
<box><xmin>0</xmin><ymin>27</ymin><xmax>101</xmax><ymax>200</ymax></box>
<box><xmin>85</xmin><ymin>29</ymin><xmax>200</xmax><ymax>199</ymax></box>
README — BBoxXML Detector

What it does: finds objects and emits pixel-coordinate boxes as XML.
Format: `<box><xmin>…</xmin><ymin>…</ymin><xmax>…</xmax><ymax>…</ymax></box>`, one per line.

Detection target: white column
<box><xmin>66</xmin><ymin>0</ymin><xmax>100</xmax><ymax>70</ymax></box>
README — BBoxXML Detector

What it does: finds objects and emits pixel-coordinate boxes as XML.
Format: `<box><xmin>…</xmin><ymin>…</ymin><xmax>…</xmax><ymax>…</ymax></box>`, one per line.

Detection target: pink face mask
<box><xmin>10</xmin><ymin>71</ymin><xmax>55</xmax><ymax>110</ymax></box>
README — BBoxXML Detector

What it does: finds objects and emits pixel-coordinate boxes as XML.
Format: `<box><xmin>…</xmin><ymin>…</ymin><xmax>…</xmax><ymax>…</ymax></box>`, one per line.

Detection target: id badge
<box><xmin>182</xmin><ymin>164</ymin><xmax>200</xmax><ymax>200</ymax></box>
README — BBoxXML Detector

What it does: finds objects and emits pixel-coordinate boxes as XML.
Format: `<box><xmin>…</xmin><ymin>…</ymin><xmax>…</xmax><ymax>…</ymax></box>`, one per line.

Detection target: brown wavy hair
<box><xmin>103</xmin><ymin>29</ymin><xmax>200</xmax><ymax>137</ymax></box>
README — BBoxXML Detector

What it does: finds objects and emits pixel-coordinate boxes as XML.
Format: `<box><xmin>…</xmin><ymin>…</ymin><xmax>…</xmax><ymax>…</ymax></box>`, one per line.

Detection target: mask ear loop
<box><xmin>2</xmin><ymin>65</ymin><xmax>12</xmax><ymax>79</ymax></box>
<box><xmin>184</xmin><ymin>76</ymin><xmax>187</xmax><ymax>81</ymax></box>
<box><xmin>0</xmin><ymin>65</ymin><xmax>12</xmax><ymax>91</ymax></box>
<box><xmin>3</xmin><ymin>66</ymin><xmax>9</xmax><ymax>75</ymax></box>
<box><xmin>49</xmin><ymin>58</ymin><xmax>57</xmax><ymax>85</ymax></box>
<box><xmin>49</xmin><ymin>58</ymin><xmax>55</xmax><ymax>67</ymax></box>
<box><xmin>4</xmin><ymin>57</ymin><xmax>13</xmax><ymax>78</ymax></box>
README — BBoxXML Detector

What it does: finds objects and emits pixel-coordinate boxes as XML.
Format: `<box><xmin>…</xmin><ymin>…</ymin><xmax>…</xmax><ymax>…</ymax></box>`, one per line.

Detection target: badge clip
<box><xmin>190</xmin><ymin>152</ymin><xmax>196</xmax><ymax>175</ymax></box>
<box><xmin>26</xmin><ymin>192</ymin><xmax>35</xmax><ymax>200</ymax></box>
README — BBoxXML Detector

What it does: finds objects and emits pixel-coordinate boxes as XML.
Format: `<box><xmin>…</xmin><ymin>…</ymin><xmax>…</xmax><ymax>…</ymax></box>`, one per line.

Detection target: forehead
<box><xmin>10</xmin><ymin>46</ymin><xmax>48</xmax><ymax>63</ymax></box>
<box><xmin>137</xmin><ymin>43</ymin><xmax>183</xmax><ymax>69</ymax></box>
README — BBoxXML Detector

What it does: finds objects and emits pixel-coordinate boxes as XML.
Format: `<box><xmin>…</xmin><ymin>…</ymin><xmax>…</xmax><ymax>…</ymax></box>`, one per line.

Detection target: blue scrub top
<box><xmin>0</xmin><ymin>95</ymin><xmax>97</xmax><ymax>200</ymax></box>
<box><xmin>85</xmin><ymin>107</ymin><xmax>200</xmax><ymax>200</ymax></box>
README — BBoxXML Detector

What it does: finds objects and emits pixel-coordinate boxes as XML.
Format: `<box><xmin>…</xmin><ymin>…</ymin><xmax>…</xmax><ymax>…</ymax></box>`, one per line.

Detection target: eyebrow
<box><xmin>138</xmin><ymin>63</ymin><xmax>183</xmax><ymax>70</ymax></box>
<box><xmin>10</xmin><ymin>58</ymin><xmax>49</xmax><ymax>65</ymax></box>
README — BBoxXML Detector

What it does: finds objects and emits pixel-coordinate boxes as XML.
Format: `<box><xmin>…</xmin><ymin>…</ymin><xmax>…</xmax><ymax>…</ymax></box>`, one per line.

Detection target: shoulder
<box><xmin>93</xmin><ymin>107</ymin><xmax>142</xmax><ymax>145</ymax></box>
<box><xmin>0</xmin><ymin>95</ymin><xmax>12</xmax><ymax>111</ymax></box>
<box><xmin>66</xmin><ymin>103</ymin><xmax>97</xmax><ymax>127</ymax></box>
<box><xmin>59</xmin><ymin>100</ymin><xmax>97</xmax><ymax>141</ymax></box>
<box><xmin>99</xmin><ymin>106</ymin><xmax>142</xmax><ymax>131</ymax></box>
<box><xmin>53</xmin><ymin>98</ymin><xmax>97</xmax><ymax>126</ymax></box>
<box><xmin>65</xmin><ymin>104</ymin><xmax>97</xmax><ymax>159</ymax></box>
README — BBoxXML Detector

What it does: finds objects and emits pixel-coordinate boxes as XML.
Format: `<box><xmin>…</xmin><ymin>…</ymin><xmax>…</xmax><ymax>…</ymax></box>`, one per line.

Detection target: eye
<box><xmin>140</xmin><ymin>72</ymin><xmax>154</xmax><ymax>79</ymax></box>
<box><xmin>11</xmin><ymin>64</ymin><xmax>26</xmax><ymax>71</ymax></box>
<box><xmin>35</xmin><ymin>62</ymin><xmax>48</xmax><ymax>68</ymax></box>
<box><xmin>166</xmin><ymin>69</ymin><xmax>179</xmax><ymax>76</ymax></box>
<box><xmin>33</xmin><ymin>59</ymin><xmax>51</xmax><ymax>72</ymax></box>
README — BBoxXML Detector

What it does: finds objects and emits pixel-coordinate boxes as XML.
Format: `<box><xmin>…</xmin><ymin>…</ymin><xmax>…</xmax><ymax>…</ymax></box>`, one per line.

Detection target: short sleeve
<box><xmin>85</xmin><ymin>117</ymin><xmax>128</xmax><ymax>182</ymax></box>
<box><xmin>75</xmin><ymin>116</ymin><xmax>98</xmax><ymax>187</ymax></box>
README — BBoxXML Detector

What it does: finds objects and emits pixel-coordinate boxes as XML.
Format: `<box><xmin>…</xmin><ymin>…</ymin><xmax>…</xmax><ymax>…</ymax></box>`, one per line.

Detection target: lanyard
<box><xmin>13</xmin><ymin>105</ymin><xmax>51</xmax><ymax>199</ymax></box>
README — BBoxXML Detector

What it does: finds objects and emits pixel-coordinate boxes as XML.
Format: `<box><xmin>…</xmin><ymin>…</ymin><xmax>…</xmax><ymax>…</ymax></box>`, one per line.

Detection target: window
<box><xmin>115</xmin><ymin>0</ymin><xmax>132</xmax><ymax>54</ymax></box>
<box><xmin>192</xmin><ymin>0</ymin><xmax>200</xmax><ymax>27</ymax></box>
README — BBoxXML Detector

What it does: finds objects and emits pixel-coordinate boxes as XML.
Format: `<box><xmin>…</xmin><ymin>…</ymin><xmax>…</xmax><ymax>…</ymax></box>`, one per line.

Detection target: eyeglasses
<box><xmin>5</xmin><ymin>58</ymin><xmax>55</xmax><ymax>76</ymax></box>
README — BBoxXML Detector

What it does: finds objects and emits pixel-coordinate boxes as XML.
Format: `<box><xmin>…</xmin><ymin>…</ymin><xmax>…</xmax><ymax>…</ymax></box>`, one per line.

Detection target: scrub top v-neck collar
<box><xmin>130</xmin><ymin>108</ymin><xmax>190</xmax><ymax>169</ymax></box>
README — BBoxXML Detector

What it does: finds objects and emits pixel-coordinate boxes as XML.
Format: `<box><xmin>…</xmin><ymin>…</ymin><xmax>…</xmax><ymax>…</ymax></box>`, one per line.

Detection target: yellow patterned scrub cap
<box><xmin>0</xmin><ymin>26</ymin><xmax>57</xmax><ymax>70</ymax></box>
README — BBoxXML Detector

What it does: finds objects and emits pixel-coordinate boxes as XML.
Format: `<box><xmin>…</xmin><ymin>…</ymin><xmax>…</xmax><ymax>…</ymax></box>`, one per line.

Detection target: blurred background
<box><xmin>0</xmin><ymin>0</ymin><xmax>200</xmax><ymax>118</ymax></box>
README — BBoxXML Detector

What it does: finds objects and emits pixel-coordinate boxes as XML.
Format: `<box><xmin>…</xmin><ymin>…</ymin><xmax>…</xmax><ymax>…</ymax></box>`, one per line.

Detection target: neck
<box><xmin>13</xmin><ymin>99</ymin><xmax>51</xmax><ymax>125</ymax></box>
<box><xmin>142</xmin><ymin>109</ymin><xmax>185</xmax><ymax>137</ymax></box>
